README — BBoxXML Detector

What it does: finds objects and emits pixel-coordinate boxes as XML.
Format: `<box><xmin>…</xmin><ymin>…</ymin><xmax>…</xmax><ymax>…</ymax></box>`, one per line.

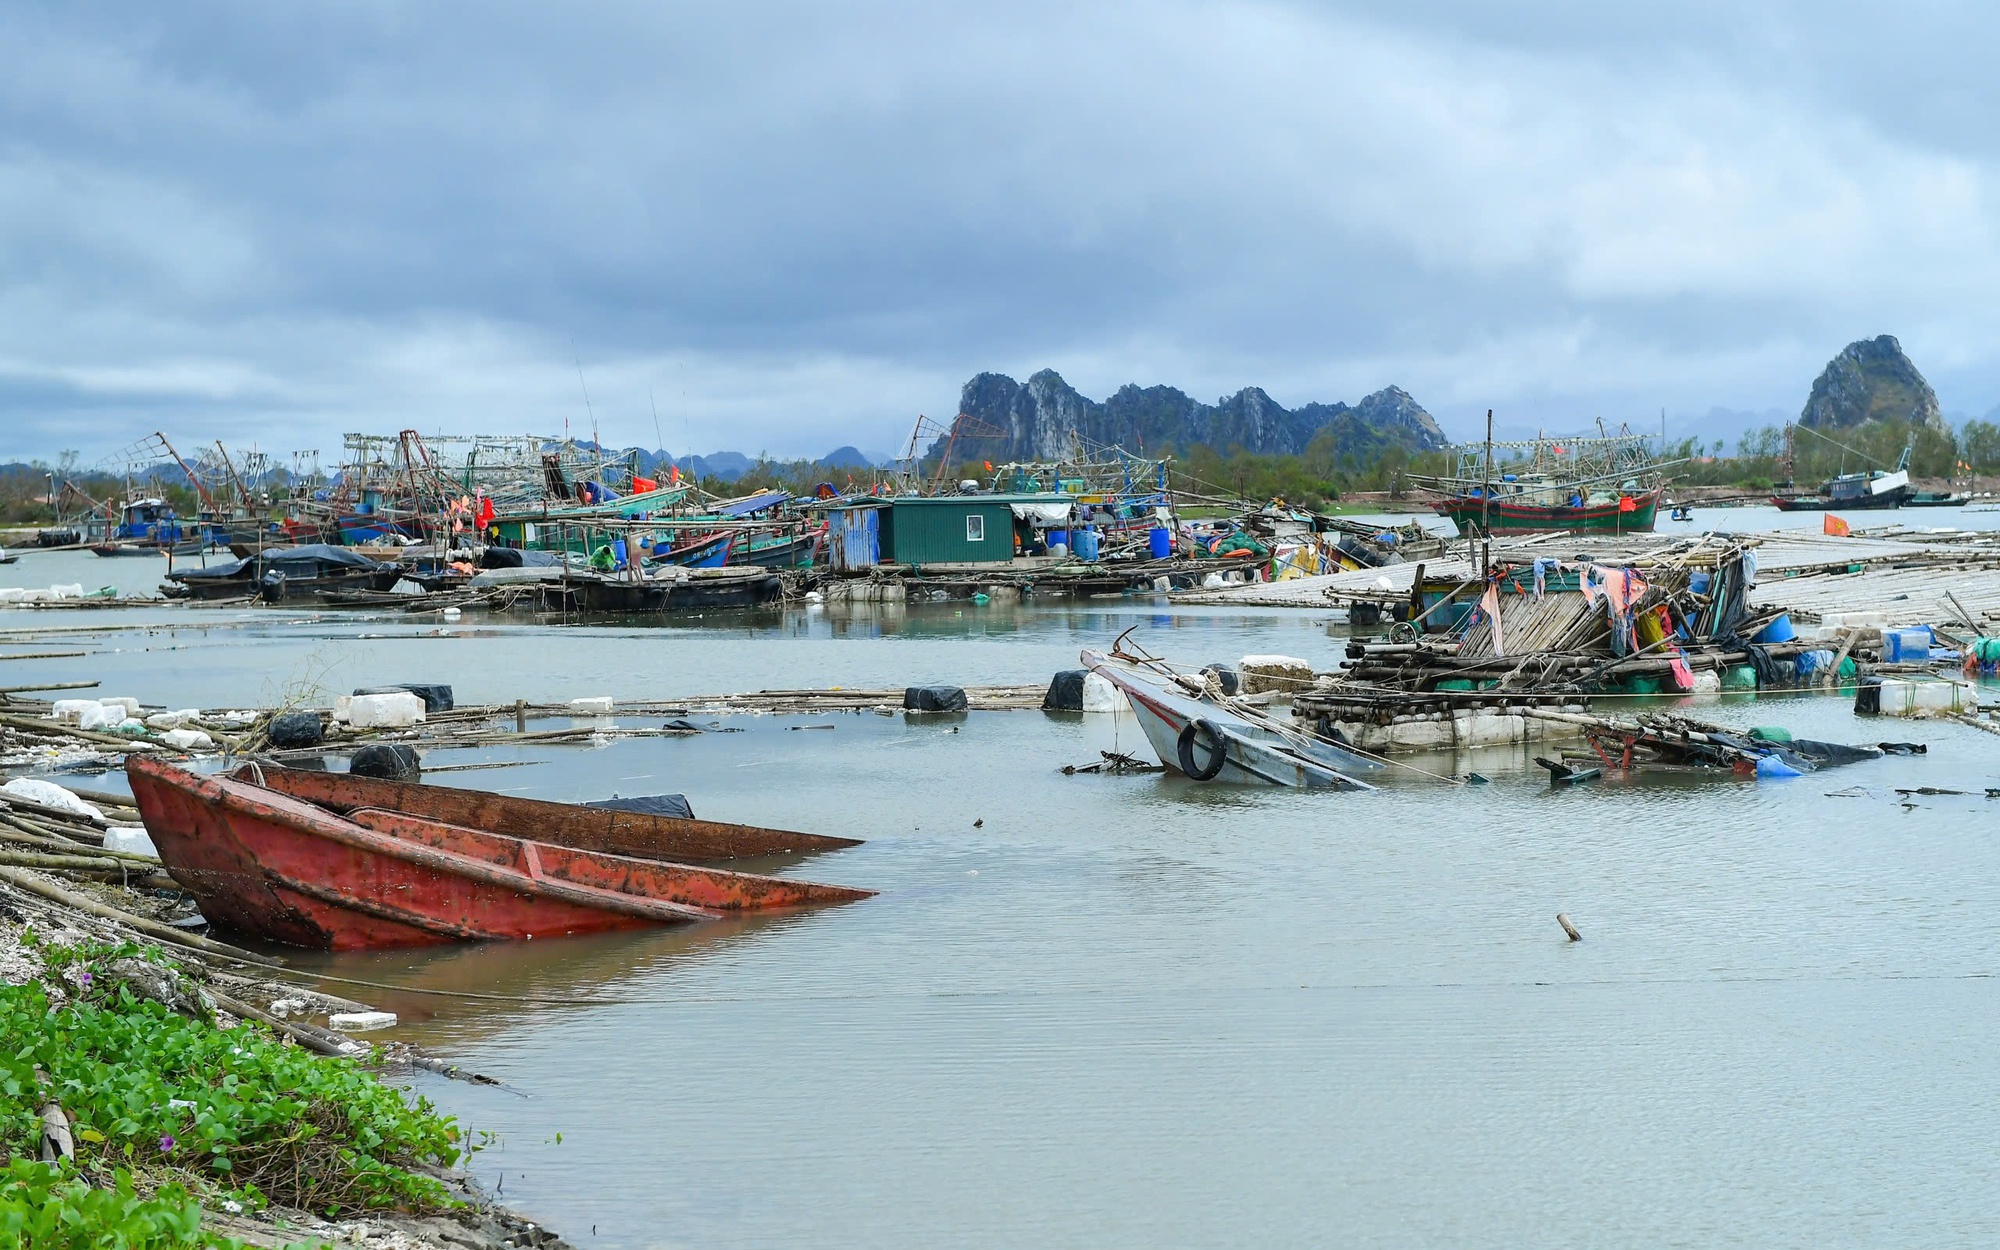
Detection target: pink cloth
<box><xmin>1668</xmin><ymin>649</ymin><xmax>1694</xmax><ymax>692</ymax></box>
<box><xmin>1480</xmin><ymin>584</ymin><xmax>1505</xmax><ymax>656</ymax></box>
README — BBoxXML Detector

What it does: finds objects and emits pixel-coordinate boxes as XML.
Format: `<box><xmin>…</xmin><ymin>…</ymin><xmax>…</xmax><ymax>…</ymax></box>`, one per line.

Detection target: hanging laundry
<box><xmin>1479</xmin><ymin>583</ymin><xmax>1505</xmax><ymax>657</ymax></box>
<box><xmin>1532</xmin><ymin>557</ymin><xmax>1555</xmax><ymax>600</ymax></box>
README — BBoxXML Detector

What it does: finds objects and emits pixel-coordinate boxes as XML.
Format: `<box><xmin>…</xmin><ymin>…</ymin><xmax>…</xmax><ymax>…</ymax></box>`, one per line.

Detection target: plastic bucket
<box><xmin>1148</xmin><ymin>527</ymin><xmax>1173</xmax><ymax>559</ymax></box>
<box><xmin>1755</xmin><ymin>614</ymin><xmax>1795</xmax><ymax>644</ymax></box>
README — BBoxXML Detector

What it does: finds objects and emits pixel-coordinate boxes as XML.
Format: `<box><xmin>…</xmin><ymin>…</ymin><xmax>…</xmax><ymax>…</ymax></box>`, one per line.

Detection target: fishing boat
<box><xmin>1770</xmin><ymin>440</ymin><xmax>1914</xmax><ymax>511</ymax></box>
<box><xmin>1416</xmin><ymin>431</ymin><xmax>1676</xmax><ymax>536</ymax></box>
<box><xmin>1081</xmin><ymin>648</ymin><xmax>1376</xmax><ymax>789</ymax></box>
<box><xmin>1905</xmin><ymin>490</ymin><xmax>1971</xmax><ymax>508</ymax></box>
<box><xmin>647</xmin><ymin>531</ymin><xmax>734</xmax><ymax>568</ymax></box>
<box><xmin>548</xmin><ymin>566</ymin><xmax>784</xmax><ymax>613</ymax></box>
<box><xmin>126</xmin><ymin>756</ymin><xmax>872</xmax><ymax>951</ymax></box>
<box><xmin>163</xmin><ymin>544</ymin><xmax>395</xmax><ymax>602</ymax></box>
<box><xmin>731</xmin><ymin>530</ymin><xmax>821</xmax><ymax>569</ymax></box>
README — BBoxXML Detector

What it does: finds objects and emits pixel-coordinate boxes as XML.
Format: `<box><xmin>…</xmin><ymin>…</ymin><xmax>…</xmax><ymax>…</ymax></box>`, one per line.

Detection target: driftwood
<box><xmin>0</xmin><ymin>868</ymin><xmax>281</xmax><ymax>968</ymax></box>
<box><xmin>38</xmin><ymin>1102</ymin><xmax>72</xmax><ymax>1163</ymax></box>
<box><xmin>205</xmin><ymin>987</ymin><xmax>364</xmax><ymax>1058</ymax></box>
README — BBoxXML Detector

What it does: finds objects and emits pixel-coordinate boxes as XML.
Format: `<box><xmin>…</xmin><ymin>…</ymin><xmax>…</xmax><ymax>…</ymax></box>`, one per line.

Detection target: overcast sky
<box><xmin>5</xmin><ymin>1</ymin><xmax>1998</xmax><ymax>465</ymax></box>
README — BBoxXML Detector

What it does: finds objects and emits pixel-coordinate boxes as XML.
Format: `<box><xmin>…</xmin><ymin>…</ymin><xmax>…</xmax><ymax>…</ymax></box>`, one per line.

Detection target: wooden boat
<box><xmin>1416</xmin><ymin>432</ymin><xmax>1675</xmax><ymax>536</ymax></box>
<box><xmin>1081</xmin><ymin>649</ymin><xmax>1376</xmax><ymax>789</ymax></box>
<box><xmin>565</xmin><ymin>573</ymin><xmax>676</xmax><ymax>612</ymax></box>
<box><xmin>648</xmin><ymin>532</ymin><xmax>734</xmax><ymax>568</ymax></box>
<box><xmin>550</xmin><ymin>568</ymin><xmax>784</xmax><ymax>613</ymax></box>
<box><xmin>728</xmin><ymin>531</ymin><xmax>821</xmax><ymax>569</ymax></box>
<box><xmin>90</xmin><ymin>542</ymin><xmax>166</xmax><ymax>557</ymax></box>
<box><xmin>126</xmin><ymin>756</ymin><xmax>872</xmax><ymax>951</ymax></box>
<box><xmin>164</xmin><ymin>544</ymin><xmax>396</xmax><ymax>602</ymax></box>
<box><xmin>1432</xmin><ymin>488</ymin><xmax>1661</xmax><ymax>535</ymax></box>
<box><xmin>1905</xmin><ymin>491</ymin><xmax>1971</xmax><ymax>508</ymax></box>
<box><xmin>675</xmin><ymin>568</ymin><xmax>785</xmax><ymax>609</ymax></box>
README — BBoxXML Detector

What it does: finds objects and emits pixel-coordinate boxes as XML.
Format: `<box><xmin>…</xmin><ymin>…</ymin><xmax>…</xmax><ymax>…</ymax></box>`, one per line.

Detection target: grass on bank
<box><xmin>1</xmin><ymin>936</ymin><xmax>472</xmax><ymax>1246</ymax></box>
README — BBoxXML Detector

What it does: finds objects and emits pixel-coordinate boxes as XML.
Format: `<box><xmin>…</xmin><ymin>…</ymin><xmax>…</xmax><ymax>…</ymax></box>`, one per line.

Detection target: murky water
<box><xmin>6</xmin><ymin>523</ymin><xmax>2000</xmax><ymax>1247</ymax></box>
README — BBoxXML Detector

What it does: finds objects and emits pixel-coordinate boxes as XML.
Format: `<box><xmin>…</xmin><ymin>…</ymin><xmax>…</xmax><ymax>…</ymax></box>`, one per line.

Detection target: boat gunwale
<box><xmin>129</xmin><ymin>756</ymin><xmax>723</xmax><ymax>926</ymax></box>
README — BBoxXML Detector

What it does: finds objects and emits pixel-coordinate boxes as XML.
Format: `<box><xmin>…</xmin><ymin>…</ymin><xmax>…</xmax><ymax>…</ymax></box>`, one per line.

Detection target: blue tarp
<box><xmin>717</xmin><ymin>490</ymin><xmax>790</xmax><ymax>518</ymax></box>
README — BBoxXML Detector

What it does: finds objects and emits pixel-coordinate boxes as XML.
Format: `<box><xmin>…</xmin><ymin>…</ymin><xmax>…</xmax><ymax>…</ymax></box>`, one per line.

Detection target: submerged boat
<box><xmin>1081</xmin><ymin>648</ymin><xmax>1377</xmax><ymax>789</ymax></box>
<box><xmin>126</xmin><ymin>756</ymin><xmax>872</xmax><ymax>950</ymax></box>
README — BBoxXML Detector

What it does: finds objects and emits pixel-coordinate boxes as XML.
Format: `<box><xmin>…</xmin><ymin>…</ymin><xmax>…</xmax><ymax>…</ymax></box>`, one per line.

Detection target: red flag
<box><xmin>1823</xmin><ymin>513</ymin><xmax>1849</xmax><ymax>537</ymax></box>
<box><xmin>631</xmin><ymin>475</ymin><xmax>658</xmax><ymax>494</ymax></box>
<box><xmin>475</xmin><ymin>495</ymin><xmax>495</xmax><ymax>528</ymax></box>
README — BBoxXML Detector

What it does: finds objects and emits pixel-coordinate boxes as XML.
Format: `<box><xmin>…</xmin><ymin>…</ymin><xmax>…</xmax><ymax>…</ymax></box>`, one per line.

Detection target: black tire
<box><xmin>1176</xmin><ymin>718</ymin><xmax>1228</xmax><ymax>781</ymax></box>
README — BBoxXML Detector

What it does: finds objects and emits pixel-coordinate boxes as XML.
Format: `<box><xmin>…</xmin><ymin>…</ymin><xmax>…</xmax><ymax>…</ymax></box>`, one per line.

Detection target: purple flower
<box><xmin>77</xmin><ymin>971</ymin><xmax>92</xmax><ymax>987</ymax></box>
<box><xmin>158</xmin><ymin>1133</ymin><xmax>175</xmax><ymax>1153</ymax></box>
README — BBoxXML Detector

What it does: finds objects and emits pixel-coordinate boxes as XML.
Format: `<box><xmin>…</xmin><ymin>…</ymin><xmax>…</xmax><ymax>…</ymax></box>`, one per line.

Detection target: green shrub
<box><xmin>0</xmin><ymin>1159</ymin><xmax>219</xmax><ymax>1248</ymax></box>
<box><xmin>0</xmin><ymin>978</ymin><xmax>462</xmax><ymax>1214</ymax></box>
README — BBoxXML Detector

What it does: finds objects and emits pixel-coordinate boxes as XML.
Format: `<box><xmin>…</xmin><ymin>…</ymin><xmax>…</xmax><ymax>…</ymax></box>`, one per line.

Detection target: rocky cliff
<box><xmin>949</xmin><ymin>370</ymin><xmax>1448</xmax><ymax>463</ymax></box>
<box><xmin>1800</xmin><ymin>336</ymin><xmax>1945</xmax><ymax>432</ymax></box>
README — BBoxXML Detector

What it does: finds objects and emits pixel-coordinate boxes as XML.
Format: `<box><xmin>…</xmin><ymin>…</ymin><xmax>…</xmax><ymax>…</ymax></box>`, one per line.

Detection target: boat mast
<box><xmin>1480</xmin><ymin>408</ymin><xmax>1493</xmax><ymax>541</ymax></box>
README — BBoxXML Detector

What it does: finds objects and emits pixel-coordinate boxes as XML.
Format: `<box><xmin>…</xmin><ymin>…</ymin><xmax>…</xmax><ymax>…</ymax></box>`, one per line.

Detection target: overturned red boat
<box><xmin>126</xmin><ymin>756</ymin><xmax>873</xmax><ymax>951</ymax></box>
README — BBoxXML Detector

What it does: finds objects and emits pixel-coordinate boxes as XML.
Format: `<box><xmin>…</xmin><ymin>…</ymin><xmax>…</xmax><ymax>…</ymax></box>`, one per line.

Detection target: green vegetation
<box><xmin>0</xmin><ymin>1160</ymin><xmax>222</xmax><ymax>1249</ymax></box>
<box><xmin>0</xmin><ymin>455</ymin><xmax>205</xmax><ymax>527</ymax></box>
<box><xmin>1673</xmin><ymin>417</ymin><xmax>1992</xmax><ymax>490</ymax></box>
<box><xmin>2</xmin><ymin>938</ymin><xmax>468</xmax><ymax>1239</ymax></box>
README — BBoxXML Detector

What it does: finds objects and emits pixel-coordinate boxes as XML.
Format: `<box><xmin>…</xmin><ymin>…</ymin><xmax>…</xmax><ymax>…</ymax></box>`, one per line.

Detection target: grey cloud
<box><xmin>1</xmin><ymin>1</ymin><xmax>1996</xmax><ymax>464</ymax></box>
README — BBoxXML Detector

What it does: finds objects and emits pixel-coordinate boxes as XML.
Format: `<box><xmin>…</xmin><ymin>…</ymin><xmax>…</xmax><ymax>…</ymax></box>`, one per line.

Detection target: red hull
<box><xmin>242</xmin><ymin>764</ymin><xmax>860</xmax><ymax>861</ymax></box>
<box><xmin>126</xmin><ymin>757</ymin><xmax>872</xmax><ymax>951</ymax></box>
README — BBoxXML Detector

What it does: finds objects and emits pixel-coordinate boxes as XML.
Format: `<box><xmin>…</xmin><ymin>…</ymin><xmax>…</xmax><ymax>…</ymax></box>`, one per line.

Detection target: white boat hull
<box><xmin>1082</xmin><ymin>650</ymin><xmax>1375</xmax><ymax>790</ymax></box>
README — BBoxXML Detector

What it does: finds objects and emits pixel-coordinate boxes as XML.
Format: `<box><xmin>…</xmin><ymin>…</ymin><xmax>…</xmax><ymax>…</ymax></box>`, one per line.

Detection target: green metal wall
<box><xmin>885</xmin><ymin>500</ymin><xmax>1013</xmax><ymax>564</ymax></box>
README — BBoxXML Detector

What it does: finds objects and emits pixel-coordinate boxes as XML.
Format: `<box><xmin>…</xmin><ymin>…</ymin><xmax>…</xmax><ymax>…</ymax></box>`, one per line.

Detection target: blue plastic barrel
<box><xmin>1883</xmin><ymin>626</ymin><xmax>1933</xmax><ymax>663</ymax></box>
<box><xmin>1148</xmin><ymin>527</ymin><xmax>1173</xmax><ymax>558</ymax></box>
<box><xmin>1755</xmin><ymin>614</ymin><xmax>1795</xmax><ymax>644</ymax></box>
<box><xmin>1689</xmin><ymin>571</ymin><xmax>1711</xmax><ymax>595</ymax></box>
<box><xmin>1074</xmin><ymin>529</ymin><xmax>1100</xmax><ymax>561</ymax></box>
<box><xmin>612</xmin><ymin>539</ymin><xmax>628</xmax><ymax>568</ymax></box>
<box><xmin>1046</xmin><ymin>529</ymin><xmax>1069</xmax><ymax>552</ymax></box>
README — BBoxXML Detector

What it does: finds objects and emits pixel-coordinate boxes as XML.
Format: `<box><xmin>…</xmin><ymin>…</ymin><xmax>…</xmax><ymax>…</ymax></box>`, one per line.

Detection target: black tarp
<box><xmin>586</xmin><ymin>794</ymin><xmax>697</xmax><ymax>820</ymax></box>
<box><xmin>1043</xmin><ymin>670</ymin><xmax>1088</xmax><ymax>711</ymax></box>
<box><xmin>904</xmin><ymin>685</ymin><xmax>968</xmax><ymax>712</ymax></box>
<box><xmin>173</xmin><ymin>544</ymin><xmax>382</xmax><ymax>582</ymax></box>
<box><xmin>354</xmin><ymin>683</ymin><xmax>455</xmax><ymax>712</ymax></box>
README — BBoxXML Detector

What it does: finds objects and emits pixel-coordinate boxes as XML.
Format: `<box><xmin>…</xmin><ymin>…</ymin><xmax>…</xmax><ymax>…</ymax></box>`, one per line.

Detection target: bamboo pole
<box><xmin>0</xmin><ymin>868</ymin><xmax>282</xmax><ymax>967</ymax></box>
